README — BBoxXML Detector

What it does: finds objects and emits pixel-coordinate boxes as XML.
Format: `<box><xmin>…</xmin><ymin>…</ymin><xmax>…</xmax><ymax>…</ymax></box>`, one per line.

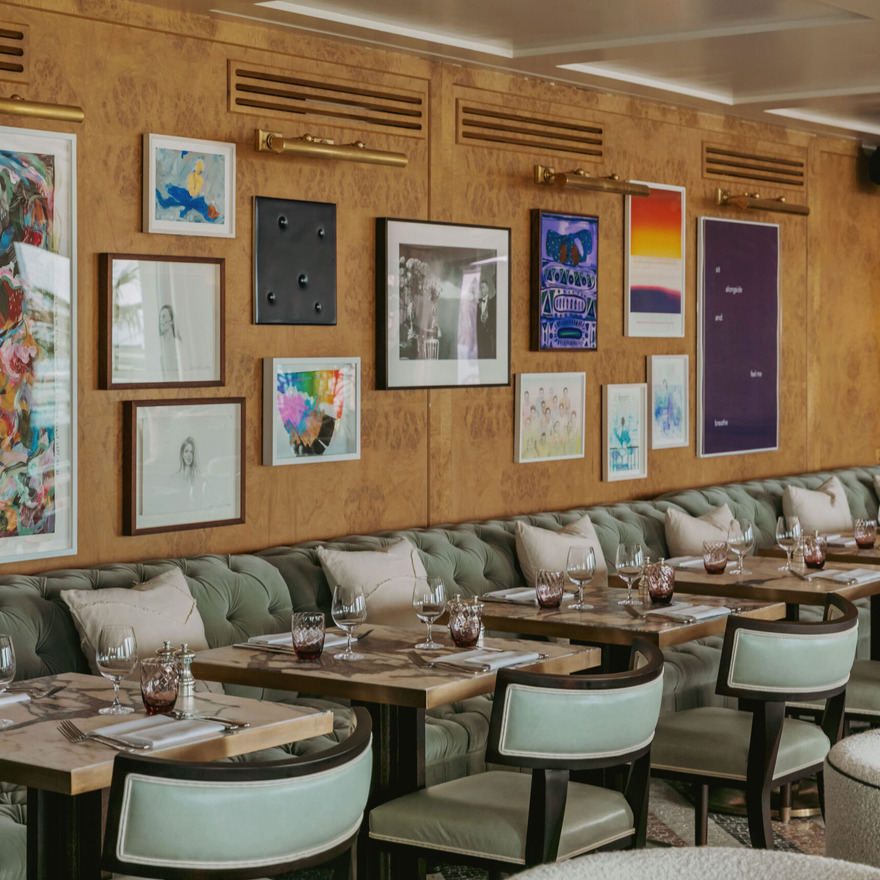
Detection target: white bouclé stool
<box><xmin>825</xmin><ymin>728</ymin><xmax>880</xmax><ymax>867</ymax></box>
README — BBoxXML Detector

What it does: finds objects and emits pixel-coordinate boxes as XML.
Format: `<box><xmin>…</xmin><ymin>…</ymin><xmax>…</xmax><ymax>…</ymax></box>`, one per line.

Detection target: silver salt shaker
<box><xmin>175</xmin><ymin>643</ymin><xmax>196</xmax><ymax>699</ymax></box>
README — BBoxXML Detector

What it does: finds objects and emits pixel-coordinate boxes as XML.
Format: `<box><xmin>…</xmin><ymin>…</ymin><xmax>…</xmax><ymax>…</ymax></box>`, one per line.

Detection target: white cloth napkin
<box><xmin>826</xmin><ymin>537</ymin><xmax>858</xmax><ymax>548</ymax></box>
<box><xmin>641</xmin><ymin>601</ymin><xmax>698</xmax><ymax>615</ymax></box>
<box><xmin>0</xmin><ymin>692</ymin><xmax>29</xmax><ymax>708</ymax></box>
<box><xmin>93</xmin><ymin>715</ymin><xmax>226</xmax><ymax>748</ymax></box>
<box><xmin>248</xmin><ymin>632</ymin><xmax>348</xmax><ymax>648</ymax></box>
<box><xmin>665</xmin><ymin>556</ymin><xmax>707</xmax><ymax>569</ymax></box>
<box><xmin>830</xmin><ymin>568</ymin><xmax>880</xmax><ymax>585</ymax></box>
<box><xmin>483</xmin><ymin>587</ymin><xmax>576</xmax><ymax>606</ymax></box>
<box><xmin>453</xmin><ymin>649</ymin><xmax>541</xmax><ymax>670</ymax></box>
<box><xmin>660</xmin><ymin>605</ymin><xmax>731</xmax><ymax>621</ymax></box>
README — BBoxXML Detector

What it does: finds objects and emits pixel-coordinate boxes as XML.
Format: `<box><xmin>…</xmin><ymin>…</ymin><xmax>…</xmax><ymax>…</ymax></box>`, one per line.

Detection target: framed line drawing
<box><xmin>0</xmin><ymin>126</ymin><xmax>77</xmax><ymax>562</ymax></box>
<box><xmin>99</xmin><ymin>254</ymin><xmax>224</xmax><ymax>389</ymax></box>
<box><xmin>698</xmin><ymin>217</ymin><xmax>779</xmax><ymax>457</ymax></box>
<box><xmin>603</xmin><ymin>383</ymin><xmax>648</xmax><ymax>482</ymax></box>
<box><xmin>123</xmin><ymin>398</ymin><xmax>245</xmax><ymax>536</ymax></box>
<box><xmin>143</xmin><ymin>133</ymin><xmax>235</xmax><ymax>237</ymax></box>
<box><xmin>263</xmin><ymin>357</ymin><xmax>361</xmax><ymax>466</ymax></box>
<box><xmin>515</xmin><ymin>372</ymin><xmax>586</xmax><ymax>463</ymax></box>
<box><xmin>648</xmin><ymin>354</ymin><xmax>689</xmax><ymax>449</ymax></box>
<box><xmin>530</xmin><ymin>210</ymin><xmax>598</xmax><ymax>350</ymax></box>
<box><xmin>376</xmin><ymin>218</ymin><xmax>510</xmax><ymax>389</ymax></box>
<box><xmin>625</xmin><ymin>182</ymin><xmax>685</xmax><ymax>337</ymax></box>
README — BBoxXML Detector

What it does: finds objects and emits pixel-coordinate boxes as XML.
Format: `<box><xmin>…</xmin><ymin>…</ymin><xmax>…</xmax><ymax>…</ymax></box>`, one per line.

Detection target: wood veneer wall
<box><xmin>1</xmin><ymin>0</ymin><xmax>878</xmax><ymax>574</ymax></box>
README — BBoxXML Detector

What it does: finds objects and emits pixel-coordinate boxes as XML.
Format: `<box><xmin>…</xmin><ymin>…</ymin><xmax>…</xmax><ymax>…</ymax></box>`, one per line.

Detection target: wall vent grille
<box><xmin>457</xmin><ymin>100</ymin><xmax>604</xmax><ymax>159</ymax></box>
<box><xmin>229</xmin><ymin>61</ymin><xmax>425</xmax><ymax>137</ymax></box>
<box><xmin>0</xmin><ymin>24</ymin><xmax>28</xmax><ymax>84</ymax></box>
<box><xmin>704</xmin><ymin>143</ymin><xmax>806</xmax><ymax>190</ymax></box>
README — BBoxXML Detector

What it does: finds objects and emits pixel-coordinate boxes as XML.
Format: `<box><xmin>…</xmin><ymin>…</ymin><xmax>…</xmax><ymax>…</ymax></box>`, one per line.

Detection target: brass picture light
<box><xmin>715</xmin><ymin>188</ymin><xmax>809</xmax><ymax>216</ymax></box>
<box><xmin>256</xmin><ymin>129</ymin><xmax>407</xmax><ymax>167</ymax></box>
<box><xmin>0</xmin><ymin>94</ymin><xmax>84</xmax><ymax>123</ymax></box>
<box><xmin>534</xmin><ymin>165</ymin><xmax>650</xmax><ymax>197</ymax></box>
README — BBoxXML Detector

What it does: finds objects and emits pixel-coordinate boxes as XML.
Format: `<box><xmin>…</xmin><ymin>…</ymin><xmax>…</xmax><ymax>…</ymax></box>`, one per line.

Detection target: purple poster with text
<box><xmin>699</xmin><ymin>218</ymin><xmax>779</xmax><ymax>457</ymax></box>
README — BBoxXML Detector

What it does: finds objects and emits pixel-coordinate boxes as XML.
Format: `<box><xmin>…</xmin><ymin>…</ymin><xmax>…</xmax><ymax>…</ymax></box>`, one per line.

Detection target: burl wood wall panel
<box><xmin>1</xmin><ymin>0</ymin><xmax>879</xmax><ymax>575</ymax></box>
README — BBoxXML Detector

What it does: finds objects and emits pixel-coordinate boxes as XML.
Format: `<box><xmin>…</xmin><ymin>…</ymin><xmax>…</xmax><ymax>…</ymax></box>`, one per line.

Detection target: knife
<box><xmin>622</xmin><ymin>604</ymin><xmax>697</xmax><ymax>625</ymax></box>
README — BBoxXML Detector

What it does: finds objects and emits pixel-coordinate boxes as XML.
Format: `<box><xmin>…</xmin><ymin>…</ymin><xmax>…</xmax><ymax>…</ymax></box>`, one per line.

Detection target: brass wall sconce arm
<box><xmin>716</xmin><ymin>188</ymin><xmax>809</xmax><ymax>216</ymax></box>
<box><xmin>0</xmin><ymin>93</ymin><xmax>84</xmax><ymax>123</ymax></box>
<box><xmin>534</xmin><ymin>165</ymin><xmax>650</xmax><ymax>197</ymax></box>
<box><xmin>256</xmin><ymin>129</ymin><xmax>407</xmax><ymax>167</ymax></box>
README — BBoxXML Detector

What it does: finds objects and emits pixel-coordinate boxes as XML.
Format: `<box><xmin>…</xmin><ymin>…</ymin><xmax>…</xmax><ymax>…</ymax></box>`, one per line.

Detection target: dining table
<box><xmin>0</xmin><ymin>671</ymin><xmax>334</xmax><ymax>880</ymax></box>
<box><xmin>669</xmin><ymin>554</ymin><xmax>880</xmax><ymax>659</ymax></box>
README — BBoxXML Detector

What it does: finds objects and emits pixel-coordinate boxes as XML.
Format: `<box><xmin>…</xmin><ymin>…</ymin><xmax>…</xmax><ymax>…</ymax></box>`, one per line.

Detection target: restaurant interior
<box><xmin>3</xmin><ymin>1</ymin><xmax>880</xmax><ymax>879</ymax></box>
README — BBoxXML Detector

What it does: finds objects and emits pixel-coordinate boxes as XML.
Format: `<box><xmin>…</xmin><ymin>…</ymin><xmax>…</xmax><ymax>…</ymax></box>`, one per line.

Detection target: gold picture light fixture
<box><xmin>0</xmin><ymin>93</ymin><xmax>84</xmax><ymax>123</ymax></box>
<box><xmin>256</xmin><ymin>129</ymin><xmax>407</xmax><ymax>168</ymax></box>
<box><xmin>534</xmin><ymin>165</ymin><xmax>650</xmax><ymax>197</ymax></box>
<box><xmin>716</xmin><ymin>188</ymin><xmax>809</xmax><ymax>216</ymax></box>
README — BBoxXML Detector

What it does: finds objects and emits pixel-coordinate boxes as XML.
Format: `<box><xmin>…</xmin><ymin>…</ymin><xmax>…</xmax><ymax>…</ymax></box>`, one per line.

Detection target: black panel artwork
<box><xmin>254</xmin><ymin>197</ymin><xmax>337</xmax><ymax>325</ymax></box>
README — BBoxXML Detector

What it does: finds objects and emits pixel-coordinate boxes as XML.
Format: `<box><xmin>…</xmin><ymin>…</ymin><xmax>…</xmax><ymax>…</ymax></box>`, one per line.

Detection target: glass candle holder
<box><xmin>292</xmin><ymin>612</ymin><xmax>326</xmax><ymax>660</ymax></box>
<box><xmin>702</xmin><ymin>540</ymin><xmax>729</xmax><ymax>575</ymax></box>
<box><xmin>535</xmin><ymin>569</ymin><xmax>565</xmax><ymax>609</ymax></box>
<box><xmin>644</xmin><ymin>559</ymin><xmax>675</xmax><ymax>605</ymax></box>
<box><xmin>140</xmin><ymin>657</ymin><xmax>179</xmax><ymax>716</ymax></box>
<box><xmin>802</xmin><ymin>532</ymin><xmax>827</xmax><ymax>569</ymax></box>
<box><xmin>447</xmin><ymin>598</ymin><xmax>483</xmax><ymax>648</ymax></box>
<box><xmin>854</xmin><ymin>519</ymin><xmax>877</xmax><ymax>550</ymax></box>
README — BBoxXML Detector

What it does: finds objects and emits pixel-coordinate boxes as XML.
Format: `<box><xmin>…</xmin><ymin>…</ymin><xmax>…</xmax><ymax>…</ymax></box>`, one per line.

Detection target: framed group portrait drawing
<box><xmin>515</xmin><ymin>372</ymin><xmax>586</xmax><ymax>463</ymax></box>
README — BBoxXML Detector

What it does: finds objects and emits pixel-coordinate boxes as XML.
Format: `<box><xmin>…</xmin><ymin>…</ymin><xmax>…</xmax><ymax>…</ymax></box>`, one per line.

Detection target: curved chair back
<box><xmin>487</xmin><ymin>638</ymin><xmax>664</xmax><ymax>770</ymax></box>
<box><xmin>102</xmin><ymin>707</ymin><xmax>372</xmax><ymax>880</ymax></box>
<box><xmin>716</xmin><ymin>594</ymin><xmax>858</xmax><ymax>702</ymax></box>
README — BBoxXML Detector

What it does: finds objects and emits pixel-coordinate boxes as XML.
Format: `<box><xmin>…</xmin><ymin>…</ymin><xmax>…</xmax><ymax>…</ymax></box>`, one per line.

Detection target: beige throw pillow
<box><xmin>515</xmin><ymin>514</ymin><xmax>608</xmax><ymax>588</ymax></box>
<box><xmin>316</xmin><ymin>538</ymin><xmax>428</xmax><ymax>628</ymax></box>
<box><xmin>783</xmin><ymin>476</ymin><xmax>853</xmax><ymax>532</ymax></box>
<box><xmin>60</xmin><ymin>568</ymin><xmax>209</xmax><ymax>676</ymax></box>
<box><xmin>664</xmin><ymin>503</ymin><xmax>733</xmax><ymax>557</ymax></box>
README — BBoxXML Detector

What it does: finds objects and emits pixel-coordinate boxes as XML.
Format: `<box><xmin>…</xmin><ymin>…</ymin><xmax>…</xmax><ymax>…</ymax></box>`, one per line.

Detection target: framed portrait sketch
<box><xmin>648</xmin><ymin>355</ymin><xmax>689</xmax><ymax>449</ymax></box>
<box><xmin>603</xmin><ymin>383</ymin><xmax>648</xmax><ymax>482</ymax></box>
<box><xmin>625</xmin><ymin>183</ymin><xmax>686</xmax><ymax>337</ymax></box>
<box><xmin>0</xmin><ymin>126</ymin><xmax>77</xmax><ymax>562</ymax></box>
<box><xmin>530</xmin><ymin>210</ymin><xmax>598</xmax><ymax>351</ymax></box>
<box><xmin>376</xmin><ymin>218</ymin><xmax>510</xmax><ymax>389</ymax></box>
<box><xmin>515</xmin><ymin>373</ymin><xmax>586</xmax><ymax>463</ymax></box>
<box><xmin>143</xmin><ymin>134</ymin><xmax>235</xmax><ymax>237</ymax></box>
<box><xmin>263</xmin><ymin>357</ymin><xmax>361</xmax><ymax>466</ymax></box>
<box><xmin>99</xmin><ymin>254</ymin><xmax>224</xmax><ymax>389</ymax></box>
<box><xmin>123</xmin><ymin>398</ymin><xmax>245</xmax><ymax>536</ymax></box>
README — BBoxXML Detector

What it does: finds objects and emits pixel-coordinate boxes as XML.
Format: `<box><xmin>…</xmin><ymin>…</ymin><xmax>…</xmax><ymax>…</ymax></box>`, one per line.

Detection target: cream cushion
<box><xmin>783</xmin><ymin>476</ymin><xmax>853</xmax><ymax>533</ymax></box>
<box><xmin>515</xmin><ymin>515</ymin><xmax>608</xmax><ymax>588</ymax></box>
<box><xmin>316</xmin><ymin>538</ymin><xmax>427</xmax><ymax>627</ymax></box>
<box><xmin>664</xmin><ymin>504</ymin><xmax>733</xmax><ymax>557</ymax></box>
<box><xmin>60</xmin><ymin>568</ymin><xmax>209</xmax><ymax>676</ymax></box>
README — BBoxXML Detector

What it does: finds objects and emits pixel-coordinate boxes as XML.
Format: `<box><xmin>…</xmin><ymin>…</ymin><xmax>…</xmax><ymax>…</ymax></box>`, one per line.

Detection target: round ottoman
<box><xmin>510</xmin><ymin>848</ymin><xmax>880</xmax><ymax>879</ymax></box>
<box><xmin>826</xmin><ymin>728</ymin><xmax>880</xmax><ymax>866</ymax></box>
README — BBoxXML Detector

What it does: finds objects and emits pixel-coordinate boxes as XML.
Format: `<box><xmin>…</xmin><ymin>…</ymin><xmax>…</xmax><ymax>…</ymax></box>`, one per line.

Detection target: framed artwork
<box><xmin>143</xmin><ymin>134</ymin><xmax>235</xmax><ymax>237</ymax></box>
<box><xmin>698</xmin><ymin>217</ymin><xmax>779</xmax><ymax>457</ymax></box>
<box><xmin>603</xmin><ymin>383</ymin><xmax>648</xmax><ymax>481</ymax></box>
<box><xmin>625</xmin><ymin>183</ymin><xmax>685</xmax><ymax>337</ymax></box>
<box><xmin>530</xmin><ymin>210</ymin><xmax>598</xmax><ymax>350</ymax></box>
<box><xmin>123</xmin><ymin>398</ymin><xmax>245</xmax><ymax>536</ymax></box>
<box><xmin>514</xmin><ymin>372</ymin><xmax>586</xmax><ymax>463</ymax></box>
<box><xmin>648</xmin><ymin>355</ymin><xmax>689</xmax><ymax>449</ymax></box>
<box><xmin>0</xmin><ymin>126</ymin><xmax>77</xmax><ymax>562</ymax></box>
<box><xmin>376</xmin><ymin>218</ymin><xmax>510</xmax><ymax>389</ymax></box>
<box><xmin>99</xmin><ymin>254</ymin><xmax>224</xmax><ymax>389</ymax></box>
<box><xmin>263</xmin><ymin>357</ymin><xmax>361</xmax><ymax>466</ymax></box>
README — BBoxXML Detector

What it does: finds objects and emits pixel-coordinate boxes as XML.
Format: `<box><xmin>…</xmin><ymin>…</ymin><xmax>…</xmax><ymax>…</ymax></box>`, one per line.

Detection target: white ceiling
<box><xmin>153</xmin><ymin>0</ymin><xmax>880</xmax><ymax>144</ymax></box>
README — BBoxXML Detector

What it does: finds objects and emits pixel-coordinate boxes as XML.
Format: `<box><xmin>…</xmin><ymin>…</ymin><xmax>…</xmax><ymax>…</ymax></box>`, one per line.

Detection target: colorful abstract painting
<box><xmin>531</xmin><ymin>211</ymin><xmax>598</xmax><ymax>350</ymax></box>
<box><xmin>263</xmin><ymin>358</ymin><xmax>361</xmax><ymax>465</ymax></box>
<box><xmin>625</xmin><ymin>183</ymin><xmax>685</xmax><ymax>337</ymax></box>
<box><xmin>0</xmin><ymin>127</ymin><xmax>76</xmax><ymax>561</ymax></box>
<box><xmin>649</xmin><ymin>355</ymin><xmax>689</xmax><ymax>449</ymax></box>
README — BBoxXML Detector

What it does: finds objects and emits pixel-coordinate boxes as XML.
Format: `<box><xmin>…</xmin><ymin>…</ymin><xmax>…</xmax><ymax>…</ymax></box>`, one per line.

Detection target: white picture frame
<box><xmin>603</xmin><ymin>383</ymin><xmax>648</xmax><ymax>481</ymax></box>
<box><xmin>514</xmin><ymin>372</ymin><xmax>586</xmax><ymax>463</ymax></box>
<box><xmin>648</xmin><ymin>355</ymin><xmax>689</xmax><ymax>449</ymax></box>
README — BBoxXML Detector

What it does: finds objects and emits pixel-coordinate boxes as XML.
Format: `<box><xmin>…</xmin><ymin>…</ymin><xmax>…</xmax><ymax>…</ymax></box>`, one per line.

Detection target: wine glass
<box><xmin>775</xmin><ymin>515</ymin><xmax>802</xmax><ymax>571</ymax></box>
<box><xmin>615</xmin><ymin>543</ymin><xmax>645</xmax><ymax>606</ymax></box>
<box><xmin>565</xmin><ymin>546</ymin><xmax>596</xmax><ymax>610</ymax></box>
<box><xmin>95</xmin><ymin>625</ymin><xmax>138</xmax><ymax>715</ymax></box>
<box><xmin>0</xmin><ymin>634</ymin><xmax>17</xmax><ymax>730</ymax></box>
<box><xmin>728</xmin><ymin>519</ymin><xmax>756</xmax><ymax>576</ymax></box>
<box><xmin>412</xmin><ymin>577</ymin><xmax>446</xmax><ymax>650</ymax></box>
<box><xmin>331</xmin><ymin>584</ymin><xmax>367</xmax><ymax>661</ymax></box>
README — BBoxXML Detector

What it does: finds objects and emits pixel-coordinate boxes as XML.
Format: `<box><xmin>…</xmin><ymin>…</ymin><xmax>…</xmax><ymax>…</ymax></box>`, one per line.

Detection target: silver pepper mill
<box><xmin>175</xmin><ymin>643</ymin><xmax>196</xmax><ymax>700</ymax></box>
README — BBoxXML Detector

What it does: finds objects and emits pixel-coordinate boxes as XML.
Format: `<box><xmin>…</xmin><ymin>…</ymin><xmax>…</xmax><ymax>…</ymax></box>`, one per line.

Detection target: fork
<box><xmin>623</xmin><ymin>604</ymin><xmax>697</xmax><ymax>625</ymax></box>
<box><xmin>57</xmin><ymin>719</ymin><xmax>151</xmax><ymax>751</ymax></box>
<box><xmin>407</xmin><ymin>650</ymin><xmax>490</xmax><ymax>673</ymax></box>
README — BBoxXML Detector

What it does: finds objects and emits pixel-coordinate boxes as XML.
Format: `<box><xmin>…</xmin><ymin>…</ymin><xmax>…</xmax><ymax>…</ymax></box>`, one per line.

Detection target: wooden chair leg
<box><xmin>746</xmin><ymin>783</ymin><xmax>774</xmax><ymax>849</ymax></box>
<box><xmin>780</xmin><ymin>783</ymin><xmax>792</xmax><ymax>824</ymax></box>
<box><xmin>332</xmin><ymin>847</ymin><xmax>354</xmax><ymax>880</ymax></box>
<box><xmin>817</xmin><ymin>769</ymin><xmax>826</xmax><ymax>819</ymax></box>
<box><xmin>695</xmin><ymin>784</ymin><xmax>709</xmax><ymax>846</ymax></box>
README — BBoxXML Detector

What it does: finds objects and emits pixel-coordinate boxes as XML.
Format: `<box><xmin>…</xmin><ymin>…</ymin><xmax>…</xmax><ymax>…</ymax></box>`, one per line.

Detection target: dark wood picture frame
<box><xmin>123</xmin><ymin>398</ymin><xmax>245</xmax><ymax>536</ymax></box>
<box><xmin>99</xmin><ymin>253</ymin><xmax>225</xmax><ymax>390</ymax></box>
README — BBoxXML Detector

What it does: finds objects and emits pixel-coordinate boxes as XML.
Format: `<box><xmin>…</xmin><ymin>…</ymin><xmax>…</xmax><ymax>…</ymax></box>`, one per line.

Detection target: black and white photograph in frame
<box><xmin>376</xmin><ymin>218</ymin><xmax>511</xmax><ymax>389</ymax></box>
<box><xmin>123</xmin><ymin>398</ymin><xmax>244</xmax><ymax>535</ymax></box>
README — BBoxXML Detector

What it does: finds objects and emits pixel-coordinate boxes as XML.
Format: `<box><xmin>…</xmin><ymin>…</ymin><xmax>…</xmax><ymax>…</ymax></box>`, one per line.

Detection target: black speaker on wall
<box><xmin>870</xmin><ymin>147</ymin><xmax>880</xmax><ymax>185</ymax></box>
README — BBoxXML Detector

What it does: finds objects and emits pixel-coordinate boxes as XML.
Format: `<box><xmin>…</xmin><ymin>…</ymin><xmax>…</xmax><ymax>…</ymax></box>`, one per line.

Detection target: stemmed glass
<box><xmin>775</xmin><ymin>515</ymin><xmax>802</xmax><ymax>571</ymax></box>
<box><xmin>412</xmin><ymin>577</ymin><xmax>446</xmax><ymax>650</ymax></box>
<box><xmin>615</xmin><ymin>543</ymin><xmax>645</xmax><ymax>606</ymax></box>
<box><xmin>95</xmin><ymin>625</ymin><xmax>138</xmax><ymax>715</ymax></box>
<box><xmin>0</xmin><ymin>634</ymin><xmax>17</xmax><ymax>730</ymax></box>
<box><xmin>728</xmin><ymin>519</ymin><xmax>756</xmax><ymax>576</ymax></box>
<box><xmin>331</xmin><ymin>584</ymin><xmax>367</xmax><ymax>661</ymax></box>
<box><xmin>565</xmin><ymin>546</ymin><xmax>596</xmax><ymax>610</ymax></box>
